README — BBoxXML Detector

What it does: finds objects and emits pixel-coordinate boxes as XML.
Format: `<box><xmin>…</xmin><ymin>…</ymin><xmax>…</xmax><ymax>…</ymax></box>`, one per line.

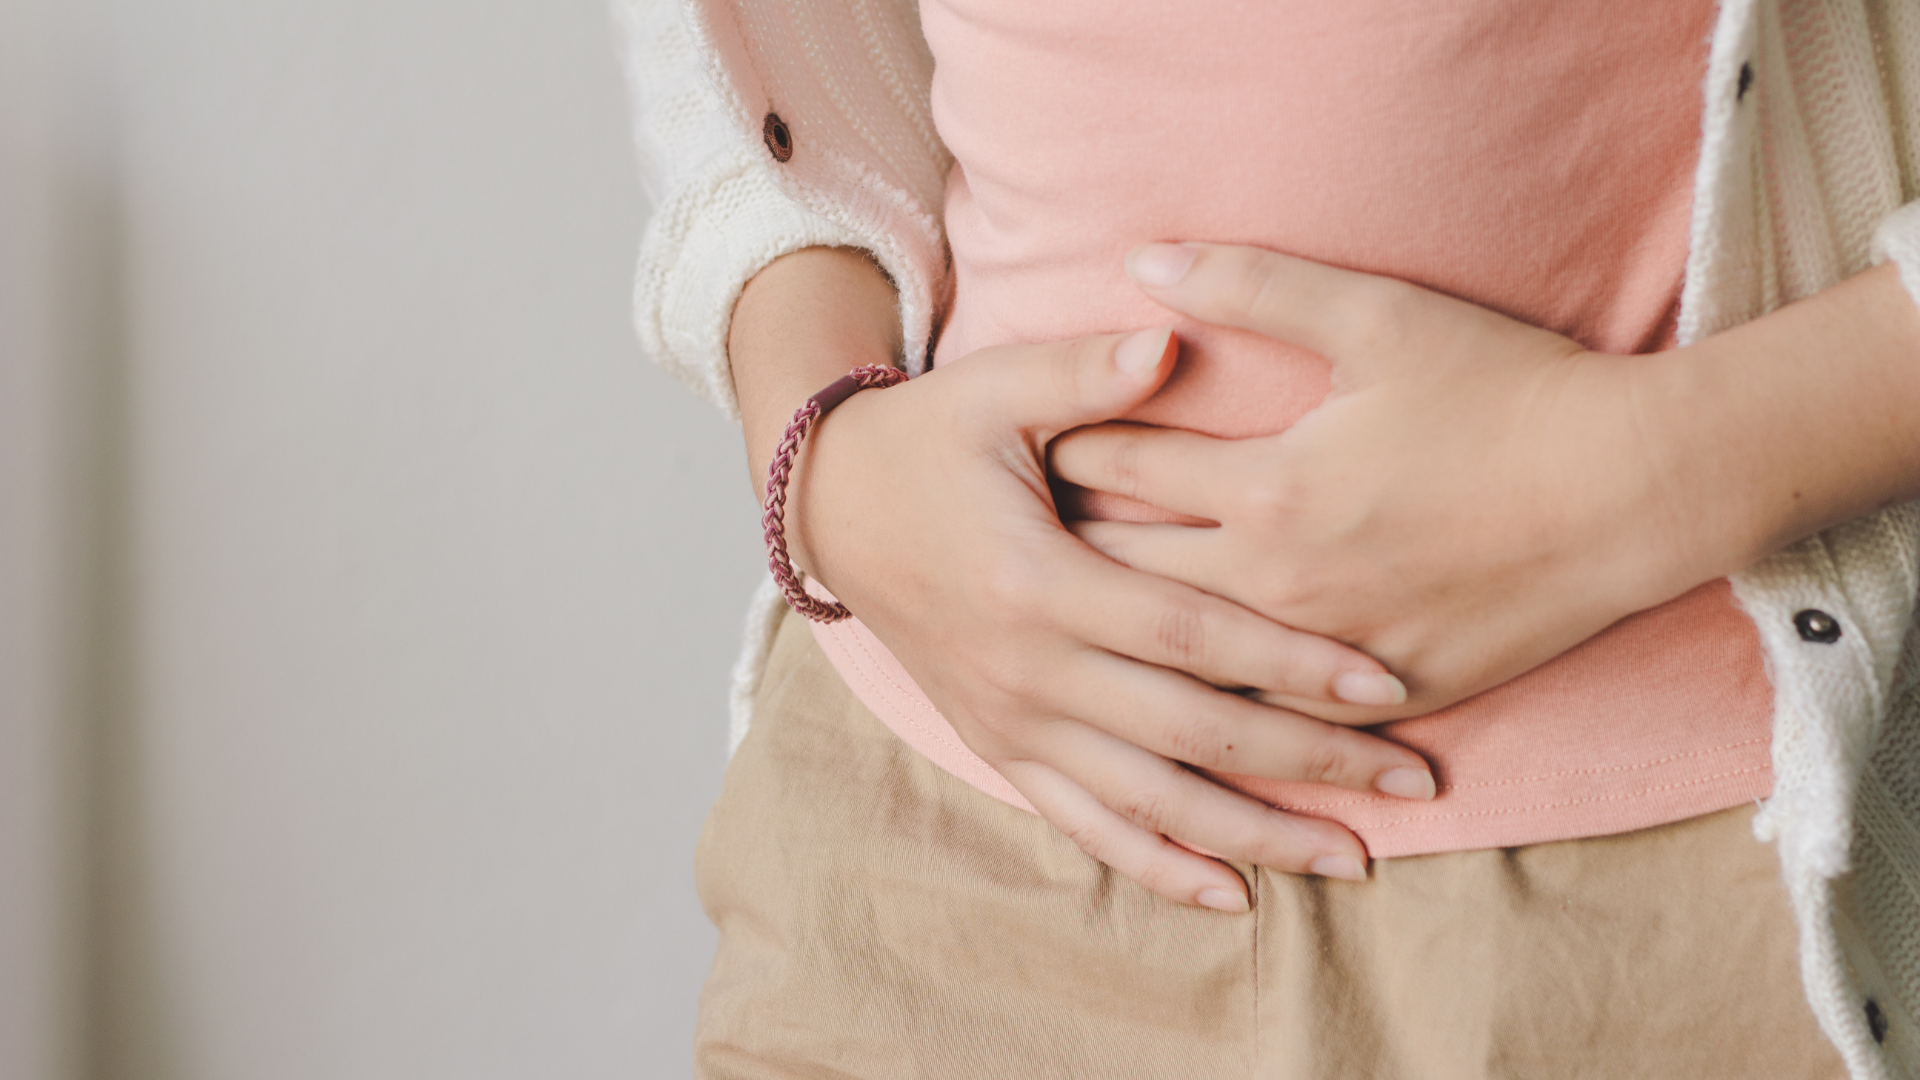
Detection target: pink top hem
<box><xmin>809</xmin><ymin>606</ymin><xmax>1774</xmax><ymax>859</ymax></box>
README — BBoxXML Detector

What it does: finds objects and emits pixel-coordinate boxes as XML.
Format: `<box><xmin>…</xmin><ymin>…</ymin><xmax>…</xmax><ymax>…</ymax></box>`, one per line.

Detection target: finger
<box><xmin>1042</xmin><ymin>534</ymin><xmax>1408</xmax><ymax>708</ymax></box>
<box><xmin>1058</xmin><ymin>648</ymin><xmax>1428</xmax><ymax>794</ymax></box>
<box><xmin>998</xmin><ymin>757</ymin><xmax>1254</xmax><ymax>911</ymax></box>
<box><xmin>1048</xmin><ymin>423</ymin><xmax>1242</xmax><ymax>520</ymax></box>
<box><xmin>945</xmin><ymin>326</ymin><xmax>1178</xmax><ymax>438</ymax></box>
<box><xmin>1017</xmin><ymin>725</ymin><xmax>1374</xmax><ymax>881</ymax></box>
<box><xmin>1127</xmin><ymin>242</ymin><xmax>1422</xmax><ymax>366</ymax></box>
<box><xmin>1070</xmin><ymin>519</ymin><xmax>1234</xmax><ymax>600</ymax></box>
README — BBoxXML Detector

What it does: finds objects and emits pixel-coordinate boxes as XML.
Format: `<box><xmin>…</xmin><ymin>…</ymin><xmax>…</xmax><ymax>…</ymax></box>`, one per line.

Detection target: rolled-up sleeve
<box><xmin>1871</xmin><ymin>199</ymin><xmax>1920</xmax><ymax>320</ymax></box>
<box><xmin>614</xmin><ymin>0</ymin><xmax>869</xmax><ymax>419</ymax></box>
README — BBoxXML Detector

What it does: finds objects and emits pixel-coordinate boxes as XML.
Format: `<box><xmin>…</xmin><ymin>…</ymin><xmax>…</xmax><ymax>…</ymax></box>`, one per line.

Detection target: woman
<box><xmin>619</xmin><ymin>0</ymin><xmax>1920</xmax><ymax>1075</ymax></box>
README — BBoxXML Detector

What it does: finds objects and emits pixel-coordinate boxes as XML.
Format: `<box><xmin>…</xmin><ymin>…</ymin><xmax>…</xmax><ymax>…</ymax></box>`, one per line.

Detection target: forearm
<box><xmin>728</xmin><ymin>246</ymin><xmax>904</xmax><ymax>568</ymax></box>
<box><xmin>1656</xmin><ymin>264</ymin><xmax>1920</xmax><ymax>580</ymax></box>
<box><xmin>730</xmin><ymin>247</ymin><xmax>903</xmax><ymax>481</ymax></box>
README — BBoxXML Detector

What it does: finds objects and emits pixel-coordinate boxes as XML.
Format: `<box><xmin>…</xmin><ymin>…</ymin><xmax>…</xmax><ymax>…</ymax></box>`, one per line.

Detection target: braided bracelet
<box><xmin>762</xmin><ymin>364</ymin><xmax>908</xmax><ymax>622</ymax></box>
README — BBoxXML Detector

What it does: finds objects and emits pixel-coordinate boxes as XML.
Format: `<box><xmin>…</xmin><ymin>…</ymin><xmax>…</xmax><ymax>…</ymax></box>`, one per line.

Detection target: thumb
<box><xmin>950</xmin><ymin>326</ymin><xmax>1177</xmax><ymax>438</ymax></box>
<box><xmin>1129</xmin><ymin>243</ymin><xmax>1415</xmax><ymax>389</ymax></box>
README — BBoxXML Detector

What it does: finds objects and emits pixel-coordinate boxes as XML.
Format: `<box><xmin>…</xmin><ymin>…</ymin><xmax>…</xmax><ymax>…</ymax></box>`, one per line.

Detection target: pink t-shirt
<box><xmin>810</xmin><ymin>0</ymin><xmax>1775</xmax><ymax>857</ymax></box>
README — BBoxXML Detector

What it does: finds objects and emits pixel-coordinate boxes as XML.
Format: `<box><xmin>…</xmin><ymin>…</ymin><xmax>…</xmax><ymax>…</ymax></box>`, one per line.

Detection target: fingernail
<box><xmin>1310</xmin><ymin>854</ymin><xmax>1368</xmax><ymax>882</ymax></box>
<box><xmin>1333</xmin><ymin>671</ymin><xmax>1407</xmax><ymax>706</ymax></box>
<box><xmin>1129</xmin><ymin>243</ymin><xmax>1198</xmax><ymax>289</ymax></box>
<box><xmin>1113</xmin><ymin>326</ymin><xmax>1173</xmax><ymax>373</ymax></box>
<box><xmin>1374</xmin><ymin>766</ymin><xmax>1437</xmax><ymax>801</ymax></box>
<box><xmin>1196</xmin><ymin>887</ymin><xmax>1250</xmax><ymax>913</ymax></box>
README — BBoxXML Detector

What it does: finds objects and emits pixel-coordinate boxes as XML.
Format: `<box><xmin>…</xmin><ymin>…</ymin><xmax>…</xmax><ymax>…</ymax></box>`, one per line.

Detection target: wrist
<box><xmin>1540</xmin><ymin>351</ymin><xmax>1750</xmax><ymax>620</ymax></box>
<box><xmin>754</xmin><ymin>373</ymin><xmax>895</xmax><ymax>579</ymax></box>
<box><xmin>1651</xmin><ymin>264</ymin><xmax>1920</xmax><ymax>577</ymax></box>
<box><xmin>1625</xmin><ymin>347</ymin><xmax>1783</xmax><ymax>590</ymax></box>
<box><xmin>728</xmin><ymin>247</ymin><xmax>903</xmax><ymax>573</ymax></box>
<box><xmin>761</xmin><ymin>366</ymin><xmax>909</xmax><ymax>620</ymax></box>
<box><xmin>730</xmin><ymin>247</ymin><xmax>903</xmax><ymax>474</ymax></box>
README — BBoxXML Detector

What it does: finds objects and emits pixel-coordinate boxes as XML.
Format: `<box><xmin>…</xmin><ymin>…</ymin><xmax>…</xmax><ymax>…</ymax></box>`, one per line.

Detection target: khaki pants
<box><xmin>693</xmin><ymin>609</ymin><xmax>1845</xmax><ymax>1079</ymax></box>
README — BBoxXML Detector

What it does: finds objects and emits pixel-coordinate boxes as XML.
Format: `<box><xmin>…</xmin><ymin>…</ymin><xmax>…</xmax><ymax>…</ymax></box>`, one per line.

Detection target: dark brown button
<box><xmin>763</xmin><ymin>112</ymin><xmax>793</xmax><ymax>162</ymax></box>
<box><xmin>1867</xmin><ymin>998</ymin><xmax>1888</xmax><ymax>1044</ymax></box>
<box><xmin>1795</xmin><ymin>609</ymin><xmax>1841</xmax><ymax>644</ymax></box>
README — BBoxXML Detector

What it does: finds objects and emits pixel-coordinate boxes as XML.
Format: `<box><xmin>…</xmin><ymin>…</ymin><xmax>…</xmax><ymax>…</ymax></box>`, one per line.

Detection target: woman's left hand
<box><xmin>1050</xmin><ymin>242</ymin><xmax>1749</xmax><ymax>722</ymax></box>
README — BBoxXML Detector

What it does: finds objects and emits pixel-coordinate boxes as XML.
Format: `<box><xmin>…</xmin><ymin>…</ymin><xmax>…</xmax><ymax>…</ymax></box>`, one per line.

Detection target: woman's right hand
<box><xmin>730</xmin><ymin>248</ymin><xmax>1435</xmax><ymax>911</ymax></box>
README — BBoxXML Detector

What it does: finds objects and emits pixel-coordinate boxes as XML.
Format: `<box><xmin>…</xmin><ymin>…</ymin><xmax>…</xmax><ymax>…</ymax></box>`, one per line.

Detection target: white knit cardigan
<box><xmin>616</xmin><ymin>1</ymin><xmax>1920</xmax><ymax>1075</ymax></box>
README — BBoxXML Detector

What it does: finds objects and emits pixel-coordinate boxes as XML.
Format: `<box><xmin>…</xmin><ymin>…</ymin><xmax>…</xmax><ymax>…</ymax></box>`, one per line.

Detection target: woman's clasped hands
<box><xmin>734</xmin><ymin>239</ymin><xmax>1740</xmax><ymax>913</ymax></box>
<box><xmin>736</xmin><ymin>249</ymin><xmax>1427</xmax><ymax>913</ymax></box>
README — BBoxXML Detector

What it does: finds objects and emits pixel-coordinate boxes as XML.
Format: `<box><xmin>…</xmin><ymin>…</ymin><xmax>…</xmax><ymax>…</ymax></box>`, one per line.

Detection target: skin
<box><xmin>1052</xmin><ymin>243</ymin><xmax>1920</xmax><ymax>715</ymax></box>
<box><xmin>730</xmin><ymin>248</ymin><xmax>1431</xmax><ymax>912</ymax></box>
<box><xmin>727</xmin><ymin>242</ymin><xmax>1920</xmax><ymax>911</ymax></box>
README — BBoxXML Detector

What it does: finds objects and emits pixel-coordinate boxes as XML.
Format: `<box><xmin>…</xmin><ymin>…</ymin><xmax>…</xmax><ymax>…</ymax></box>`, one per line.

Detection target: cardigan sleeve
<box><xmin>613</xmin><ymin>0</ymin><xmax>950</xmax><ymax>421</ymax></box>
<box><xmin>1870</xmin><ymin>199</ymin><xmax>1920</xmax><ymax>323</ymax></box>
<box><xmin>614</xmin><ymin>0</ymin><xmax>873</xmax><ymax>419</ymax></box>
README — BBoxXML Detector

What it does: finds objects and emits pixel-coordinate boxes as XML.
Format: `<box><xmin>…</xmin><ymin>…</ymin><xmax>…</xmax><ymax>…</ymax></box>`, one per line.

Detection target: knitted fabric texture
<box><xmin>617</xmin><ymin>1</ymin><xmax>1920</xmax><ymax>1075</ymax></box>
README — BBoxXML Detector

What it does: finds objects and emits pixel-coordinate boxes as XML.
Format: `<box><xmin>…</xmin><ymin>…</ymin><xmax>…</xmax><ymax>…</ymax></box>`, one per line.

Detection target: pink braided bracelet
<box><xmin>762</xmin><ymin>364</ymin><xmax>908</xmax><ymax>622</ymax></box>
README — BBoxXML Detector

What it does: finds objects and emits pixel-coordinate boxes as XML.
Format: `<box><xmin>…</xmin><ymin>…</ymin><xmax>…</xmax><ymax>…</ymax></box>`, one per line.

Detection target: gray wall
<box><xmin>2</xmin><ymin>0</ymin><xmax>757</xmax><ymax>1077</ymax></box>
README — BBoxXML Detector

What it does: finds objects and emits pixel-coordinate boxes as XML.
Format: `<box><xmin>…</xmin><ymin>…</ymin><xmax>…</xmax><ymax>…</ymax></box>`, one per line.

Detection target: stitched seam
<box><xmin>1276</xmin><ymin>735</ymin><xmax>1773</xmax><ymax>814</ymax></box>
<box><xmin>836</xmin><ymin>624</ymin><xmax>987</xmax><ymax>766</ymax></box>
<box><xmin>1318</xmin><ymin>763</ymin><xmax>1773</xmax><ymax>832</ymax></box>
<box><xmin>832</xmin><ymin>629</ymin><xmax>1775</xmax><ymax>821</ymax></box>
